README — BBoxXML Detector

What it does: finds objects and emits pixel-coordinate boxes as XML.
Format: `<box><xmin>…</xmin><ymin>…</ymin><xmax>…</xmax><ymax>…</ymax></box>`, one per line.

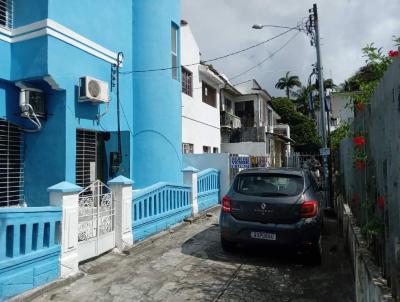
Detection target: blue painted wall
<box><xmin>0</xmin><ymin>0</ymin><xmax>183</xmax><ymax>205</ymax></box>
<box><xmin>132</xmin><ymin>0</ymin><xmax>183</xmax><ymax>188</ymax></box>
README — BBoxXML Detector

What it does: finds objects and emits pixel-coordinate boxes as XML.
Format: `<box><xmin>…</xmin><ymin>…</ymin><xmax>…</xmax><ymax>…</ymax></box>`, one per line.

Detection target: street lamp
<box><xmin>252</xmin><ymin>24</ymin><xmax>294</xmax><ymax>30</ymax></box>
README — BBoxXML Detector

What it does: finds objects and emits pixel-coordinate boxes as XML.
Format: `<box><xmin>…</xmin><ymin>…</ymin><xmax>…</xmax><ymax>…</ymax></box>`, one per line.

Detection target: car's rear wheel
<box><xmin>221</xmin><ymin>236</ymin><xmax>237</xmax><ymax>253</ymax></box>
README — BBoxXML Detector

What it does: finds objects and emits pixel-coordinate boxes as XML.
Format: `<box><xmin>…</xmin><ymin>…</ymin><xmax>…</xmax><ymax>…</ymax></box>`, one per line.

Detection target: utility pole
<box><xmin>308</xmin><ymin>3</ymin><xmax>330</xmax><ymax>208</ymax></box>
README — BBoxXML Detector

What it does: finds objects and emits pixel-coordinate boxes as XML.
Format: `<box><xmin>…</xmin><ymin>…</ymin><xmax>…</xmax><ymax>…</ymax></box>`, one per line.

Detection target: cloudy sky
<box><xmin>181</xmin><ymin>0</ymin><xmax>400</xmax><ymax>96</ymax></box>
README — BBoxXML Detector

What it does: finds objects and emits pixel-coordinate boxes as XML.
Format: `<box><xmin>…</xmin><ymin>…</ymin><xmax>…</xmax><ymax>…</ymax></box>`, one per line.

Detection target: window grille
<box><xmin>0</xmin><ymin>0</ymin><xmax>13</xmax><ymax>29</ymax></box>
<box><xmin>0</xmin><ymin>119</ymin><xmax>24</xmax><ymax>207</ymax></box>
<box><xmin>76</xmin><ymin>130</ymin><xmax>97</xmax><ymax>188</ymax></box>
<box><xmin>182</xmin><ymin>67</ymin><xmax>193</xmax><ymax>96</ymax></box>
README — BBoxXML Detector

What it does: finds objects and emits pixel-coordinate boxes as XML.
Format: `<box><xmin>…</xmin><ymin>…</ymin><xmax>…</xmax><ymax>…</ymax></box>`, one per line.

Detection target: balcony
<box><xmin>220</xmin><ymin>111</ymin><xmax>241</xmax><ymax>129</ymax></box>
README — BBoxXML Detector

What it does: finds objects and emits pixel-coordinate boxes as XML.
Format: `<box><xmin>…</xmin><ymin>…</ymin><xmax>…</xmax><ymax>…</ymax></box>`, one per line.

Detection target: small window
<box><xmin>213</xmin><ymin>147</ymin><xmax>219</xmax><ymax>153</ymax></box>
<box><xmin>0</xmin><ymin>0</ymin><xmax>12</xmax><ymax>29</ymax></box>
<box><xmin>181</xmin><ymin>67</ymin><xmax>193</xmax><ymax>96</ymax></box>
<box><xmin>182</xmin><ymin>143</ymin><xmax>194</xmax><ymax>154</ymax></box>
<box><xmin>203</xmin><ymin>146</ymin><xmax>211</xmax><ymax>153</ymax></box>
<box><xmin>171</xmin><ymin>23</ymin><xmax>179</xmax><ymax>80</ymax></box>
<box><xmin>202</xmin><ymin>82</ymin><xmax>216</xmax><ymax>107</ymax></box>
<box><xmin>224</xmin><ymin>99</ymin><xmax>232</xmax><ymax>112</ymax></box>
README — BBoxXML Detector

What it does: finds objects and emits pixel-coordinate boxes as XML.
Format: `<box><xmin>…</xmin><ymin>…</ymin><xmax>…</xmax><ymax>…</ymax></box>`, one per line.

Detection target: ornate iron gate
<box><xmin>78</xmin><ymin>180</ymin><xmax>115</xmax><ymax>262</ymax></box>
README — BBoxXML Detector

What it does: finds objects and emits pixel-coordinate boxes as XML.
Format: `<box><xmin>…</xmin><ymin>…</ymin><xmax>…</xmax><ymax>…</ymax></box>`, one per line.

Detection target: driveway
<box><xmin>24</xmin><ymin>207</ymin><xmax>355</xmax><ymax>302</ymax></box>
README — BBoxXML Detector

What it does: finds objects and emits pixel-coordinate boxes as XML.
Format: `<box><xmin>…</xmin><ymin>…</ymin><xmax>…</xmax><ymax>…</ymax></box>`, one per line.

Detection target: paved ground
<box><xmin>26</xmin><ymin>207</ymin><xmax>355</xmax><ymax>302</ymax></box>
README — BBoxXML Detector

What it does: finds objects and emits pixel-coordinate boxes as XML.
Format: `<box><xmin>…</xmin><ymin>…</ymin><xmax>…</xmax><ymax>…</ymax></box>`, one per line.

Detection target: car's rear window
<box><xmin>235</xmin><ymin>173</ymin><xmax>304</xmax><ymax>196</ymax></box>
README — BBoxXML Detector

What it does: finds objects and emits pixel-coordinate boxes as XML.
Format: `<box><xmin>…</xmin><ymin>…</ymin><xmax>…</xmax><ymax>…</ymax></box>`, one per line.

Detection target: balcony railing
<box><xmin>220</xmin><ymin>111</ymin><xmax>241</xmax><ymax>129</ymax></box>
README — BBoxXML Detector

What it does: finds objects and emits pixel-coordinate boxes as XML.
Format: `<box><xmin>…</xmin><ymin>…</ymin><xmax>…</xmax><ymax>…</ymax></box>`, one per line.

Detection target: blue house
<box><xmin>0</xmin><ymin>0</ymin><xmax>182</xmax><ymax>208</ymax></box>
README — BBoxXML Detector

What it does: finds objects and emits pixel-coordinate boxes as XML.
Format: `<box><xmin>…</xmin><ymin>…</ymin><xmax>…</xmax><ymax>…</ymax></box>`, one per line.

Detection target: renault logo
<box><xmin>261</xmin><ymin>203</ymin><xmax>267</xmax><ymax>210</ymax></box>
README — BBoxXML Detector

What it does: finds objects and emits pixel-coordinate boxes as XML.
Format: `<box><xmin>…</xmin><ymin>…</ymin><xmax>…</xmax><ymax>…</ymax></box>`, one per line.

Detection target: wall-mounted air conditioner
<box><xmin>79</xmin><ymin>76</ymin><xmax>109</xmax><ymax>103</ymax></box>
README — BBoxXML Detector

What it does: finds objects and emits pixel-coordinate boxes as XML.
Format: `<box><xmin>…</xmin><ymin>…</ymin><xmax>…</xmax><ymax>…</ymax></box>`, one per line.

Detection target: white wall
<box><xmin>181</xmin><ymin>24</ymin><xmax>221</xmax><ymax>154</ymax></box>
<box><xmin>221</xmin><ymin>142</ymin><xmax>267</xmax><ymax>156</ymax></box>
<box><xmin>183</xmin><ymin>153</ymin><xmax>231</xmax><ymax>196</ymax></box>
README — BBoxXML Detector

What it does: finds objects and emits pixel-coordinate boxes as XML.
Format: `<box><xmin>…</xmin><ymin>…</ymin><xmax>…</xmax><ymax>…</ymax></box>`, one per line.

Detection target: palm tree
<box><xmin>275</xmin><ymin>71</ymin><xmax>301</xmax><ymax>98</ymax></box>
<box><xmin>292</xmin><ymin>85</ymin><xmax>312</xmax><ymax>115</ymax></box>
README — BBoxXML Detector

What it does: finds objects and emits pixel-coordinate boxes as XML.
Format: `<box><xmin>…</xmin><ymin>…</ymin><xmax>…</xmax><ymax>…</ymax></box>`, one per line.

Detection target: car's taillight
<box><xmin>222</xmin><ymin>195</ymin><xmax>232</xmax><ymax>213</ymax></box>
<box><xmin>300</xmin><ymin>200</ymin><xmax>319</xmax><ymax>218</ymax></box>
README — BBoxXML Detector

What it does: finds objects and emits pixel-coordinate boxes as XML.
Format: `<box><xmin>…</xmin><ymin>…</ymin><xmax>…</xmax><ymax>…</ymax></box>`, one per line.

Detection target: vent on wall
<box><xmin>76</xmin><ymin>130</ymin><xmax>97</xmax><ymax>188</ymax></box>
<box><xmin>0</xmin><ymin>119</ymin><xmax>24</xmax><ymax>207</ymax></box>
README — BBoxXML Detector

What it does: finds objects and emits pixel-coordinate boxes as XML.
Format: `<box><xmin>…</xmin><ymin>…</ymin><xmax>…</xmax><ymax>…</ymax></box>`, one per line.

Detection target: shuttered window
<box><xmin>0</xmin><ymin>0</ymin><xmax>13</xmax><ymax>29</ymax></box>
<box><xmin>76</xmin><ymin>130</ymin><xmax>97</xmax><ymax>188</ymax></box>
<box><xmin>0</xmin><ymin>120</ymin><xmax>23</xmax><ymax>207</ymax></box>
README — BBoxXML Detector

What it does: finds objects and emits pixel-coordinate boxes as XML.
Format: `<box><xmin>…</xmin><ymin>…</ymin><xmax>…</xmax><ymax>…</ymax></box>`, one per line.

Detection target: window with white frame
<box><xmin>181</xmin><ymin>67</ymin><xmax>192</xmax><ymax>96</ymax></box>
<box><xmin>0</xmin><ymin>120</ymin><xmax>24</xmax><ymax>207</ymax></box>
<box><xmin>0</xmin><ymin>0</ymin><xmax>12</xmax><ymax>29</ymax></box>
<box><xmin>171</xmin><ymin>23</ymin><xmax>179</xmax><ymax>80</ymax></box>
<box><xmin>182</xmin><ymin>143</ymin><xmax>194</xmax><ymax>154</ymax></box>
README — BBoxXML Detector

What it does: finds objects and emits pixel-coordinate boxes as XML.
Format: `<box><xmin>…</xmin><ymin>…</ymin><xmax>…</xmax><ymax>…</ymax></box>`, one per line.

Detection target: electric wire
<box><xmin>229</xmin><ymin>30</ymin><xmax>301</xmax><ymax>81</ymax></box>
<box><xmin>120</xmin><ymin>25</ymin><xmax>302</xmax><ymax>75</ymax></box>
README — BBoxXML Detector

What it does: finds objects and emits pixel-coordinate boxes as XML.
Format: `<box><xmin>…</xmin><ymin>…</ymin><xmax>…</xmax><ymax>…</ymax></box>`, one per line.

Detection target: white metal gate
<box><xmin>78</xmin><ymin>180</ymin><xmax>115</xmax><ymax>262</ymax></box>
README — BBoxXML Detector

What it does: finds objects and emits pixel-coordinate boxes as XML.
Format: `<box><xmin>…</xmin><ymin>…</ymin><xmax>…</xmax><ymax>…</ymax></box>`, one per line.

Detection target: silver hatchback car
<box><xmin>220</xmin><ymin>168</ymin><xmax>323</xmax><ymax>264</ymax></box>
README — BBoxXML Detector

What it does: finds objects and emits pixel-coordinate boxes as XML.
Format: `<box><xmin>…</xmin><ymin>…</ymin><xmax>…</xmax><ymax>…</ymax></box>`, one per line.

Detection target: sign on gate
<box><xmin>230</xmin><ymin>155</ymin><xmax>251</xmax><ymax>169</ymax></box>
<box><xmin>78</xmin><ymin>180</ymin><xmax>115</xmax><ymax>262</ymax></box>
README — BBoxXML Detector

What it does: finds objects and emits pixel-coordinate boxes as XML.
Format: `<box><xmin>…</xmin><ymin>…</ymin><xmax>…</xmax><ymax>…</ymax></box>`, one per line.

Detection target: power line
<box><xmin>229</xmin><ymin>31</ymin><xmax>301</xmax><ymax>81</ymax></box>
<box><xmin>121</xmin><ymin>25</ymin><xmax>301</xmax><ymax>75</ymax></box>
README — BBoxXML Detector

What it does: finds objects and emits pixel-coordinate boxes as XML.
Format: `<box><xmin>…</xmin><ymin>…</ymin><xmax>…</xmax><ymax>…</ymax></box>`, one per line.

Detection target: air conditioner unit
<box><xmin>79</xmin><ymin>76</ymin><xmax>109</xmax><ymax>103</ymax></box>
<box><xmin>19</xmin><ymin>88</ymin><xmax>46</xmax><ymax>118</ymax></box>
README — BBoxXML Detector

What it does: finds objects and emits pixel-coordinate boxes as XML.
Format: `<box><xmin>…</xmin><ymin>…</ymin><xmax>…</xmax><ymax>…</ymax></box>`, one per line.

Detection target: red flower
<box><xmin>388</xmin><ymin>50</ymin><xmax>399</xmax><ymax>58</ymax></box>
<box><xmin>355</xmin><ymin>102</ymin><xmax>365</xmax><ymax>111</ymax></box>
<box><xmin>377</xmin><ymin>196</ymin><xmax>385</xmax><ymax>210</ymax></box>
<box><xmin>355</xmin><ymin>159</ymin><xmax>366</xmax><ymax>170</ymax></box>
<box><xmin>353</xmin><ymin>136</ymin><xmax>366</xmax><ymax>147</ymax></box>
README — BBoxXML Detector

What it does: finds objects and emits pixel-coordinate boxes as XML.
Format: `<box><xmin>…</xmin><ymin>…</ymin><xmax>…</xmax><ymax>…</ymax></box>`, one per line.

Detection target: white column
<box><xmin>48</xmin><ymin>181</ymin><xmax>82</xmax><ymax>278</ymax></box>
<box><xmin>182</xmin><ymin>166</ymin><xmax>199</xmax><ymax>216</ymax></box>
<box><xmin>108</xmin><ymin>176</ymin><xmax>133</xmax><ymax>250</ymax></box>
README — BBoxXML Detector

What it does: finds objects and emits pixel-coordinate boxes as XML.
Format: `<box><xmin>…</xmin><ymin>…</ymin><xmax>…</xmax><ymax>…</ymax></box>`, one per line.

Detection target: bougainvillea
<box><xmin>353</xmin><ymin>136</ymin><xmax>366</xmax><ymax>147</ymax></box>
<box><xmin>377</xmin><ymin>196</ymin><xmax>385</xmax><ymax>210</ymax></box>
<box><xmin>388</xmin><ymin>50</ymin><xmax>399</xmax><ymax>58</ymax></box>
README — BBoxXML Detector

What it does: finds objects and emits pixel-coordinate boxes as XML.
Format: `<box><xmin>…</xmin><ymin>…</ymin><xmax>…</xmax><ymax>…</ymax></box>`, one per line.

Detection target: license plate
<box><xmin>250</xmin><ymin>231</ymin><xmax>276</xmax><ymax>241</ymax></box>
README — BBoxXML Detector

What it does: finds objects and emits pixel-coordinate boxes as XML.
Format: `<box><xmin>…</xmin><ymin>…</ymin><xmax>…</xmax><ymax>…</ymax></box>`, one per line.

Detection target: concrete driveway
<box><xmin>23</xmin><ymin>207</ymin><xmax>355</xmax><ymax>302</ymax></box>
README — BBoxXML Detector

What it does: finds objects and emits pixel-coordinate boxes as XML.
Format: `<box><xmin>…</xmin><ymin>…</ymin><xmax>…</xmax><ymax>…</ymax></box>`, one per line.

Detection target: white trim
<box><xmin>1</xmin><ymin>19</ymin><xmax>119</xmax><ymax>64</ymax></box>
<box><xmin>0</xmin><ymin>26</ymin><xmax>11</xmax><ymax>36</ymax></box>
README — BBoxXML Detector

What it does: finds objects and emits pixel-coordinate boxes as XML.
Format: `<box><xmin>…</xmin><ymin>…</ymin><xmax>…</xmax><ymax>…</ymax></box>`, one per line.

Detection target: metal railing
<box><xmin>220</xmin><ymin>111</ymin><xmax>241</xmax><ymax>129</ymax></box>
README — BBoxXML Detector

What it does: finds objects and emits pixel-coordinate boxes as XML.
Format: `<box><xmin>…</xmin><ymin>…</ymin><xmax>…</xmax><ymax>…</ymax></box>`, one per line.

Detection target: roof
<box><xmin>238</xmin><ymin>167</ymin><xmax>304</xmax><ymax>176</ymax></box>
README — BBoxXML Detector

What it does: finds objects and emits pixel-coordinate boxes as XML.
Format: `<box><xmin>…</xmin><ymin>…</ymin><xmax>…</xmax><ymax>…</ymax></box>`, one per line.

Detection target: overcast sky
<box><xmin>181</xmin><ymin>0</ymin><xmax>400</xmax><ymax>96</ymax></box>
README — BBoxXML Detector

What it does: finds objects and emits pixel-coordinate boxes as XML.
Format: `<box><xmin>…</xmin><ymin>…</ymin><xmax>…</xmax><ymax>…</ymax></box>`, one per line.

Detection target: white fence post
<box><xmin>182</xmin><ymin>166</ymin><xmax>199</xmax><ymax>216</ymax></box>
<box><xmin>48</xmin><ymin>181</ymin><xmax>82</xmax><ymax>278</ymax></box>
<box><xmin>108</xmin><ymin>176</ymin><xmax>133</xmax><ymax>251</ymax></box>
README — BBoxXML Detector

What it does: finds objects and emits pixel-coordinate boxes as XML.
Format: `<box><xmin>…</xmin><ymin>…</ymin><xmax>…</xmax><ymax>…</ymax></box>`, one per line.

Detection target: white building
<box><xmin>180</xmin><ymin>20</ymin><xmax>224</xmax><ymax>154</ymax></box>
<box><xmin>220</xmin><ymin>79</ymin><xmax>293</xmax><ymax>166</ymax></box>
<box><xmin>328</xmin><ymin>92</ymin><xmax>354</xmax><ymax>132</ymax></box>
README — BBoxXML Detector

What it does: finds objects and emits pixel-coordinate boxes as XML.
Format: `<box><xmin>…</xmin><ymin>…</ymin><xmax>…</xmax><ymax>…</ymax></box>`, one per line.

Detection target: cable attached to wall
<box><xmin>21</xmin><ymin>104</ymin><xmax>42</xmax><ymax>133</ymax></box>
<box><xmin>116</xmin><ymin>52</ymin><xmax>124</xmax><ymax>168</ymax></box>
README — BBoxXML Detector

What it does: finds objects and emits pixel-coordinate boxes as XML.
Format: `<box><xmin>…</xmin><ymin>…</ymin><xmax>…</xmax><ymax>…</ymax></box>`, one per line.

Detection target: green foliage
<box><xmin>340</xmin><ymin>41</ymin><xmax>396</xmax><ymax>105</ymax></box>
<box><xmin>330</xmin><ymin>123</ymin><xmax>350</xmax><ymax>149</ymax></box>
<box><xmin>271</xmin><ymin>97</ymin><xmax>320</xmax><ymax>146</ymax></box>
<box><xmin>360</xmin><ymin>199</ymin><xmax>384</xmax><ymax>236</ymax></box>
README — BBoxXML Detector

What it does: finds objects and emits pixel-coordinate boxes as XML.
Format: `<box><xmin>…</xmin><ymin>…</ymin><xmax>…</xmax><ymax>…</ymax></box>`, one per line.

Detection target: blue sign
<box><xmin>230</xmin><ymin>156</ymin><xmax>251</xmax><ymax>169</ymax></box>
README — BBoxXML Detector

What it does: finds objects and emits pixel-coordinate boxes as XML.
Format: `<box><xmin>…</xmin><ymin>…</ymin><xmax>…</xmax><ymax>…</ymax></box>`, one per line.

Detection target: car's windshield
<box><xmin>235</xmin><ymin>173</ymin><xmax>304</xmax><ymax>197</ymax></box>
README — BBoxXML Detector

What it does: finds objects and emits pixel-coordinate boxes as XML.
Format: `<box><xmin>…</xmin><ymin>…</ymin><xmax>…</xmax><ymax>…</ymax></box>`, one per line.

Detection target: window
<box><xmin>213</xmin><ymin>147</ymin><xmax>219</xmax><ymax>153</ymax></box>
<box><xmin>203</xmin><ymin>146</ymin><xmax>211</xmax><ymax>153</ymax></box>
<box><xmin>202</xmin><ymin>82</ymin><xmax>216</xmax><ymax>107</ymax></box>
<box><xmin>182</xmin><ymin>143</ymin><xmax>194</xmax><ymax>154</ymax></box>
<box><xmin>0</xmin><ymin>0</ymin><xmax>12</xmax><ymax>29</ymax></box>
<box><xmin>181</xmin><ymin>67</ymin><xmax>192</xmax><ymax>96</ymax></box>
<box><xmin>235</xmin><ymin>174</ymin><xmax>304</xmax><ymax>197</ymax></box>
<box><xmin>267</xmin><ymin>109</ymin><xmax>273</xmax><ymax>127</ymax></box>
<box><xmin>171</xmin><ymin>23</ymin><xmax>179</xmax><ymax>80</ymax></box>
<box><xmin>0</xmin><ymin>120</ymin><xmax>23</xmax><ymax>207</ymax></box>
